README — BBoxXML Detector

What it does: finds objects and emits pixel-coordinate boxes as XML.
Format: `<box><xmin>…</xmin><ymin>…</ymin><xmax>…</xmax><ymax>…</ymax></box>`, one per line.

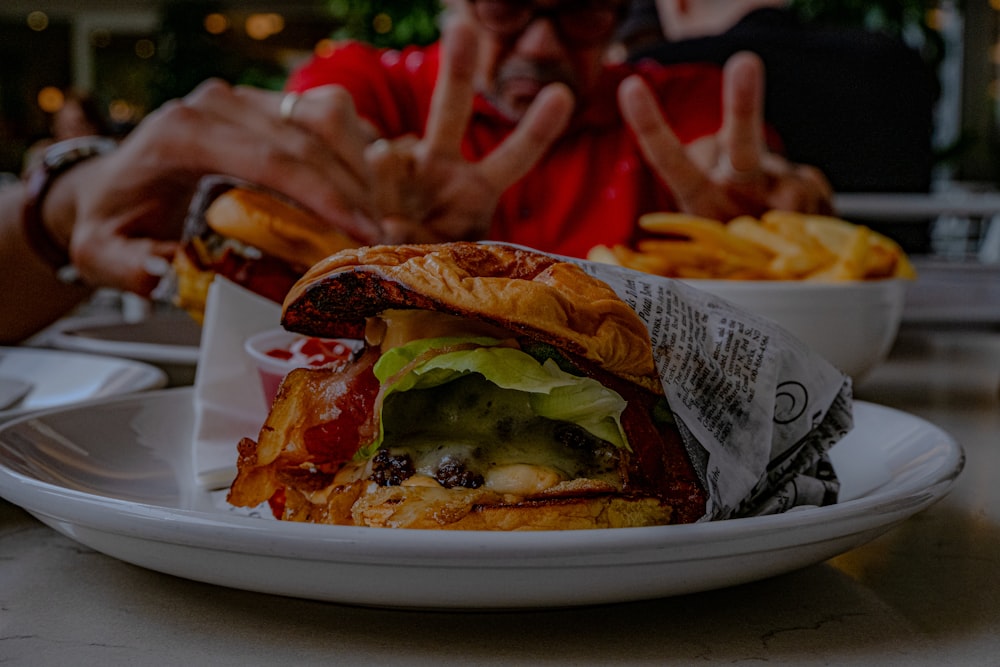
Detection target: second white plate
<box><xmin>0</xmin><ymin>347</ymin><xmax>167</xmax><ymax>422</ymax></box>
<box><xmin>47</xmin><ymin>312</ymin><xmax>201</xmax><ymax>365</ymax></box>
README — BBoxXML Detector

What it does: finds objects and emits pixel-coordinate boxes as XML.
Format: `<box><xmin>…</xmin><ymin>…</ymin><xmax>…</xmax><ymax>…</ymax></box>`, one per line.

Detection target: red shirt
<box><xmin>288</xmin><ymin>42</ymin><xmax>725</xmax><ymax>258</ymax></box>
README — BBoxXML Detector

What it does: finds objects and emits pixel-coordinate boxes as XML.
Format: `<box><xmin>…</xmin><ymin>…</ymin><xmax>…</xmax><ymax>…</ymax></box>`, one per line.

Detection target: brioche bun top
<box><xmin>204</xmin><ymin>187</ymin><xmax>358</xmax><ymax>269</ymax></box>
<box><xmin>282</xmin><ymin>242</ymin><xmax>656</xmax><ymax>380</ymax></box>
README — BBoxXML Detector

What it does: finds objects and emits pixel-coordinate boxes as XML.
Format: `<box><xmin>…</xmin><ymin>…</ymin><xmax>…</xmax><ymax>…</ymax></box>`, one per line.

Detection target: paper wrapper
<box><xmin>565</xmin><ymin>256</ymin><xmax>850</xmax><ymax>519</ymax></box>
<box><xmin>192</xmin><ymin>277</ymin><xmax>281</xmax><ymax>489</ymax></box>
<box><xmin>191</xmin><ymin>243</ymin><xmax>851</xmax><ymax>520</ymax></box>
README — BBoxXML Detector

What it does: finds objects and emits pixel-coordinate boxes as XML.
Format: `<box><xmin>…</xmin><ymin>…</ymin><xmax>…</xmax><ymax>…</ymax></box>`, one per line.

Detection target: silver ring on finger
<box><xmin>279</xmin><ymin>92</ymin><xmax>301</xmax><ymax>122</ymax></box>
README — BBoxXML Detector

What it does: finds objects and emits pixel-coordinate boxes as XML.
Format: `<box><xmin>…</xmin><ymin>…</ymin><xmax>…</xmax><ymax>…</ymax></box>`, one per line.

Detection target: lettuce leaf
<box><xmin>364</xmin><ymin>336</ymin><xmax>629</xmax><ymax>456</ymax></box>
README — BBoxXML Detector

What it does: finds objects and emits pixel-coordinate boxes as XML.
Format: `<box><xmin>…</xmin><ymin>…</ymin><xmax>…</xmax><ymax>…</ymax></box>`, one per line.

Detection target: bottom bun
<box><xmin>279</xmin><ymin>482</ymin><xmax>674</xmax><ymax>530</ymax></box>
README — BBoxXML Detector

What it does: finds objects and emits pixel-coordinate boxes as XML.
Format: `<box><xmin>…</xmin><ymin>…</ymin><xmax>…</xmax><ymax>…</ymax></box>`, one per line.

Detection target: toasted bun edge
<box><xmin>280</xmin><ymin>483</ymin><xmax>674</xmax><ymax>530</ymax></box>
<box><xmin>204</xmin><ymin>187</ymin><xmax>359</xmax><ymax>268</ymax></box>
<box><xmin>282</xmin><ymin>242</ymin><xmax>657</xmax><ymax>380</ymax></box>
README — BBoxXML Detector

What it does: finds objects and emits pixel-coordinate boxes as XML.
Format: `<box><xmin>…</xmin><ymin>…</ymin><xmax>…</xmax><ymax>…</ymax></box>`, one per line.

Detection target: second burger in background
<box><xmin>173</xmin><ymin>186</ymin><xmax>359</xmax><ymax>323</ymax></box>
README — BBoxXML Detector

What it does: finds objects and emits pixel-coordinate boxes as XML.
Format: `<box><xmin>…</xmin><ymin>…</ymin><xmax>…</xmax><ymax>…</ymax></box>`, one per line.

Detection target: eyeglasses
<box><xmin>470</xmin><ymin>0</ymin><xmax>625</xmax><ymax>47</ymax></box>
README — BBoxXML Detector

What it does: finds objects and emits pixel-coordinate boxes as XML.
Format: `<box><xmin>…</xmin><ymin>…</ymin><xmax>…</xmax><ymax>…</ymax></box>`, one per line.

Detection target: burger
<box><xmin>227</xmin><ymin>242</ymin><xmax>707</xmax><ymax>530</ymax></box>
<box><xmin>173</xmin><ymin>186</ymin><xmax>359</xmax><ymax>322</ymax></box>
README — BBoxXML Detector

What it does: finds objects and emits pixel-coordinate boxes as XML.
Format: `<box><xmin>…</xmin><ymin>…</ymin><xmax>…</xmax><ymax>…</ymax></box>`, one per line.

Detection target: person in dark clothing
<box><xmin>628</xmin><ymin>0</ymin><xmax>937</xmax><ymax>194</ymax></box>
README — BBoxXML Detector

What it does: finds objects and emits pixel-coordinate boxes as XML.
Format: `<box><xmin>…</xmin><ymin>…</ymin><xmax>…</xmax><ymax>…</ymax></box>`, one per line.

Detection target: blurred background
<box><xmin>0</xmin><ymin>0</ymin><xmax>442</xmax><ymax>179</ymax></box>
<box><xmin>0</xmin><ymin>0</ymin><xmax>995</xmax><ymax>189</ymax></box>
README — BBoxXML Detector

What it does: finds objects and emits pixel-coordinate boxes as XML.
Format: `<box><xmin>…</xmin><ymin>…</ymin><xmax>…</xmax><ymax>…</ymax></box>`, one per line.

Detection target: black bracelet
<box><xmin>21</xmin><ymin>136</ymin><xmax>117</xmax><ymax>283</ymax></box>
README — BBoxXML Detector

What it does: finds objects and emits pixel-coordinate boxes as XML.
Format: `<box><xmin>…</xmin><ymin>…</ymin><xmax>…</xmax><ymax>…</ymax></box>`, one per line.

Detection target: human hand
<box><xmin>619</xmin><ymin>51</ymin><xmax>833</xmax><ymax>221</ymax></box>
<box><xmin>62</xmin><ymin>16</ymin><xmax>572</xmax><ymax>297</ymax></box>
<box><xmin>360</xmin><ymin>15</ymin><xmax>575</xmax><ymax>243</ymax></box>
<box><xmin>62</xmin><ymin>78</ymin><xmax>385</xmax><ymax>296</ymax></box>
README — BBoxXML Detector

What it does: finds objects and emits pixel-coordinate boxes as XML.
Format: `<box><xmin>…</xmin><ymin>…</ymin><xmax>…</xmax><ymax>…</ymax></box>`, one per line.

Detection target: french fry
<box><xmin>639</xmin><ymin>214</ymin><xmax>775</xmax><ymax>263</ymax></box>
<box><xmin>595</xmin><ymin>209</ymin><xmax>917</xmax><ymax>283</ymax></box>
<box><xmin>804</xmin><ymin>224</ymin><xmax>869</xmax><ymax>281</ymax></box>
<box><xmin>799</xmin><ymin>215</ymin><xmax>860</xmax><ymax>255</ymax></box>
<box><xmin>727</xmin><ymin>218</ymin><xmax>810</xmax><ymax>278</ymax></box>
<box><xmin>860</xmin><ymin>241</ymin><xmax>898</xmax><ymax>278</ymax></box>
<box><xmin>761</xmin><ymin>212</ymin><xmax>837</xmax><ymax>264</ymax></box>
<box><xmin>638</xmin><ymin>212</ymin><xmax>726</xmax><ymax>234</ymax></box>
<box><xmin>611</xmin><ymin>244</ymin><xmax>677</xmax><ymax>276</ymax></box>
<box><xmin>636</xmin><ymin>238</ymin><xmax>771</xmax><ymax>279</ymax></box>
<box><xmin>727</xmin><ymin>216</ymin><xmax>800</xmax><ymax>257</ymax></box>
<box><xmin>586</xmin><ymin>244</ymin><xmax>622</xmax><ymax>266</ymax></box>
<box><xmin>896</xmin><ymin>257</ymin><xmax>918</xmax><ymax>279</ymax></box>
<box><xmin>869</xmin><ymin>234</ymin><xmax>918</xmax><ymax>279</ymax></box>
<box><xmin>768</xmin><ymin>251</ymin><xmax>827</xmax><ymax>279</ymax></box>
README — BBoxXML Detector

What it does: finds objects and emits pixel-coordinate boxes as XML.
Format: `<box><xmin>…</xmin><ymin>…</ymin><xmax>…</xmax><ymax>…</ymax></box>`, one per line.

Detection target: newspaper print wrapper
<box><xmin>191</xmin><ymin>235</ymin><xmax>851</xmax><ymax>520</ymax></box>
<box><xmin>192</xmin><ymin>277</ymin><xmax>281</xmax><ymax>489</ymax></box>
<box><xmin>562</xmin><ymin>254</ymin><xmax>851</xmax><ymax>519</ymax></box>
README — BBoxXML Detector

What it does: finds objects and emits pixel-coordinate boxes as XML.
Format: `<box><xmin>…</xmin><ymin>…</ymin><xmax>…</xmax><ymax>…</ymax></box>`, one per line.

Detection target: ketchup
<box><xmin>266</xmin><ymin>336</ymin><xmax>353</xmax><ymax>367</ymax></box>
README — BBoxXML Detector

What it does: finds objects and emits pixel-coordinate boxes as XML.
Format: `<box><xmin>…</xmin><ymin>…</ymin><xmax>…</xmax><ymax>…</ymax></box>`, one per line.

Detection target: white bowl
<box><xmin>681</xmin><ymin>278</ymin><xmax>909</xmax><ymax>380</ymax></box>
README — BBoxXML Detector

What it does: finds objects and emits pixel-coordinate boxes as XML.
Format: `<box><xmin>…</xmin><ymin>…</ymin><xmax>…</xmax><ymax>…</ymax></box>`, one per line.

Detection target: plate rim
<box><xmin>0</xmin><ymin>387</ymin><xmax>965</xmax><ymax>563</ymax></box>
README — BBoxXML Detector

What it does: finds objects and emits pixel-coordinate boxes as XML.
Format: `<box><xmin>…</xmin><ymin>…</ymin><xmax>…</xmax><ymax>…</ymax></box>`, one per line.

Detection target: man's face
<box><xmin>456</xmin><ymin>0</ymin><xmax>625</xmax><ymax>120</ymax></box>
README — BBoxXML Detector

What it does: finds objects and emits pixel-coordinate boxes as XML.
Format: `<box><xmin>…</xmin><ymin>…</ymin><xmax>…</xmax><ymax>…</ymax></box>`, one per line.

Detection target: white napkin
<box><xmin>191</xmin><ymin>277</ymin><xmax>281</xmax><ymax>488</ymax></box>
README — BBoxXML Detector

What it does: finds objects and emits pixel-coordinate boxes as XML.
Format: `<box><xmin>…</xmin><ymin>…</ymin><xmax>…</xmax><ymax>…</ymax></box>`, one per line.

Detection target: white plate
<box><xmin>0</xmin><ymin>347</ymin><xmax>167</xmax><ymax>422</ymax></box>
<box><xmin>47</xmin><ymin>311</ymin><xmax>202</xmax><ymax>366</ymax></box>
<box><xmin>0</xmin><ymin>388</ymin><xmax>963</xmax><ymax>610</ymax></box>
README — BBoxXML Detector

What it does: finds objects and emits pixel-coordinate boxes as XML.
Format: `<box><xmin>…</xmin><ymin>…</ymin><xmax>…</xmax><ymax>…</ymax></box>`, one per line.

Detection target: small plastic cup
<box><xmin>244</xmin><ymin>327</ymin><xmax>359</xmax><ymax>404</ymax></box>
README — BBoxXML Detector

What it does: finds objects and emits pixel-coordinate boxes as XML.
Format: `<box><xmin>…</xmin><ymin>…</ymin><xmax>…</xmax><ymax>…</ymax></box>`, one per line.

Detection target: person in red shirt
<box><xmin>281</xmin><ymin>1</ymin><xmax>832</xmax><ymax>257</ymax></box>
<box><xmin>1</xmin><ymin>0</ymin><xmax>831</xmax><ymax>341</ymax></box>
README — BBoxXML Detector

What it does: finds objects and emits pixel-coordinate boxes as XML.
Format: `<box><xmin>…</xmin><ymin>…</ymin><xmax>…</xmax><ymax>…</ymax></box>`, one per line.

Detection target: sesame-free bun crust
<box><xmin>204</xmin><ymin>187</ymin><xmax>358</xmax><ymax>268</ymax></box>
<box><xmin>278</xmin><ymin>481</ymin><xmax>673</xmax><ymax>530</ymax></box>
<box><xmin>173</xmin><ymin>187</ymin><xmax>359</xmax><ymax>322</ymax></box>
<box><xmin>282</xmin><ymin>242</ymin><xmax>656</xmax><ymax>380</ymax></box>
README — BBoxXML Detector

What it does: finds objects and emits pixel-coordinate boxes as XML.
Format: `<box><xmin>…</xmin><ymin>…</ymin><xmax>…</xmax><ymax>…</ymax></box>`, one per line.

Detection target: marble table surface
<box><xmin>2</xmin><ymin>324</ymin><xmax>998</xmax><ymax>666</ymax></box>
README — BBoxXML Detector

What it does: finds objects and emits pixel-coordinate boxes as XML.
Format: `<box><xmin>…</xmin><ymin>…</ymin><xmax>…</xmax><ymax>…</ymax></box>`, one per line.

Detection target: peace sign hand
<box><xmin>366</xmin><ymin>15</ymin><xmax>575</xmax><ymax>244</ymax></box>
<box><xmin>619</xmin><ymin>51</ymin><xmax>833</xmax><ymax>221</ymax></box>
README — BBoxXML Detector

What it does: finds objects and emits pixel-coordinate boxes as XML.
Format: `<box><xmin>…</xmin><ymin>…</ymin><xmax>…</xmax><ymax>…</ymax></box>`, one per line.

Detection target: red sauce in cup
<box><xmin>265</xmin><ymin>336</ymin><xmax>353</xmax><ymax>367</ymax></box>
<box><xmin>257</xmin><ymin>336</ymin><xmax>356</xmax><ymax>404</ymax></box>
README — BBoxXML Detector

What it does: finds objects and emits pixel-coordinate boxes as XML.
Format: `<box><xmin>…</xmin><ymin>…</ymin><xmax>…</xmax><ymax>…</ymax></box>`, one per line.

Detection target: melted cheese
<box><xmin>366</xmin><ymin>309</ymin><xmax>513</xmax><ymax>351</ymax></box>
<box><xmin>381</xmin><ymin>374</ymin><xmax>621</xmax><ymax>495</ymax></box>
<box><xmin>365</xmin><ymin>310</ymin><xmax>621</xmax><ymax>497</ymax></box>
<box><xmin>484</xmin><ymin>464</ymin><xmax>564</xmax><ymax>495</ymax></box>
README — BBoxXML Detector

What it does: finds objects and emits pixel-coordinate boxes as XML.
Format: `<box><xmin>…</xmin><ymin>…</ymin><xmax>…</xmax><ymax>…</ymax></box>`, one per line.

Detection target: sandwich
<box><xmin>173</xmin><ymin>186</ymin><xmax>359</xmax><ymax>322</ymax></box>
<box><xmin>227</xmin><ymin>242</ymin><xmax>707</xmax><ymax>530</ymax></box>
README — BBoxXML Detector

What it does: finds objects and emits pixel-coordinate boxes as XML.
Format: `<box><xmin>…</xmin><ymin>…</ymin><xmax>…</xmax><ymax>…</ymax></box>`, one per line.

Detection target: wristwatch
<box><xmin>22</xmin><ymin>135</ymin><xmax>118</xmax><ymax>283</ymax></box>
